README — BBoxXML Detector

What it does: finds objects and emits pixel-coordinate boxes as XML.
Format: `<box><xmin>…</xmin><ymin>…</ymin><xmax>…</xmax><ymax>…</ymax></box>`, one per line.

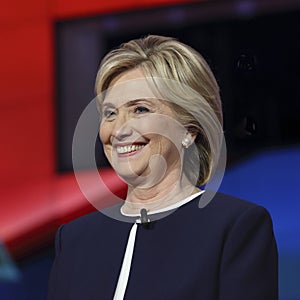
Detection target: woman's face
<box><xmin>99</xmin><ymin>68</ymin><xmax>186</xmax><ymax>187</ymax></box>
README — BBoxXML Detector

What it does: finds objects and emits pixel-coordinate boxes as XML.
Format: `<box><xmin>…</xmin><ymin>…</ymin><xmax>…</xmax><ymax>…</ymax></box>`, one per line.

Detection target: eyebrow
<box><xmin>126</xmin><ymin>99</ymin><xmax>149</xmax><ymax>106</ymax></box>
<box><xmin>99</xmin><ymin>103</ymin><xmax>116</xmax><ymax>116</ymax></box>
<box><xmin>101</xmin><ymin>102</ymin><xmax>116</xmax><ymax>110</ymax></box>
<box><xmin>102</xmin><ymin>98</ymin><xmax>154</xmax><ymax>109</ymax></box>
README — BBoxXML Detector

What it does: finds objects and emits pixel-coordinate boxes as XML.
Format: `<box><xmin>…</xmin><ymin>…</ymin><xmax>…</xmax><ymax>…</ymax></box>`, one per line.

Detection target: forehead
<box><xmin>110</xmin><ymin>68</ymin><xmax>146</xmax><ymax>85</ymax></box>
<box><xmin>103</xmin><ymin>68</ymin><xmax>162</xmax><ymax>107</ymax></box>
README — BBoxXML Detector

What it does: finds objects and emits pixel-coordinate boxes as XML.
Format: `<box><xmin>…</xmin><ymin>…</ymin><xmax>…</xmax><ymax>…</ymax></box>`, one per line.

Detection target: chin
<box><xmin>114</xmin><ymin>163</ymin><xmax>145</xmax><ymax>178</ymax></box>
<box><xmin>116</xmin><ymin>164</ymin><xmax>156</xmax><ymax>187</ymax></box>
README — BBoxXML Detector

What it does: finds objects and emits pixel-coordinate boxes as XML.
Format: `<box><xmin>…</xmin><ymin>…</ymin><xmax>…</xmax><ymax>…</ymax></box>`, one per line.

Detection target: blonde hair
<box><xmin>95</xmin><ymin>35</ymin><xmax>223</xmax><ymax>186</ymax></box>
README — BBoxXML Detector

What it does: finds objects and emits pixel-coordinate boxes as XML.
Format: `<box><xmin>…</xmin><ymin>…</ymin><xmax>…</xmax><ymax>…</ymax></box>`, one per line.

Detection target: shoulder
<box><xmin>179</xmin><ymin>191</ymin><xmax>264</xmax><ymax>216</ymax></box>
<box><xmin>60</xmin><ymin>203</ymin><xmax>128</xmax><ymax>235</ymax></box>
<box><xmin>175</xmin><ymin>191</ymin><xmax>275</xmax><ymax>236</ymax></box>
<box><xmin>202</xmin><ymin>193</ymin><xmax>276</xmax><ymax>249</ymax></box>
<box><xmin>53</xmin><ymin>211</ymin><xmax>104</xmax><ymax>253</ymax></box>
<box><xmin>55</xmin><ymin>203</ymin><xmax>134</xmax><ymax>247</ymax></box>
<box><xmin>62</xmin><ymin>210</ymin><xmax>107</xmax><ymax>234</ymax></box>
<box><xmin>197</xmin><ymin>191</ymin><xmax>271</xmax><ymax>220</ymax></box>
<box><xmin>211</xmin><ymin>192</ymin><xmax>274</xmax><ymax>230</ymax></box>
<box><xmin>204</xmin><ymin>191</ymin><xmax>260</xmax><ymax>212</ymax></box>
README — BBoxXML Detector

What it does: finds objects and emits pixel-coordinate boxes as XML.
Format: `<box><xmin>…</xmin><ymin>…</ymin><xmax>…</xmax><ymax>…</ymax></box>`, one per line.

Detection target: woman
<box><xmin>48</xmin><ymin>35</ymin><xmax>278</xmax><ymax>299</ymax></box>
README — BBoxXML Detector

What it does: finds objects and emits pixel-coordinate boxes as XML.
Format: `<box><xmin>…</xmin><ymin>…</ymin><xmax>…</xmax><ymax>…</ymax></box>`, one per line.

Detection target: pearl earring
<box><xmin>182</xmin><ymin>136</ymin><xmax>191</xmax><ymax>148</ymax></box>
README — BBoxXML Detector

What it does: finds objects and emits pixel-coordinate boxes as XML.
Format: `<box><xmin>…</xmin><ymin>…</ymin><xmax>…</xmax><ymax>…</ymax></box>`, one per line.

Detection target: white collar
<box><xmin>120</xmin><ymin>190</ymin><xmax>205</xmax><ymax>217</ymax></box>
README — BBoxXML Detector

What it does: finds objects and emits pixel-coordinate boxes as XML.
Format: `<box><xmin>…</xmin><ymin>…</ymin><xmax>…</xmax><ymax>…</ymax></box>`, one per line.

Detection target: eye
<box><xmin>134</xmin><ymin>106</ymin><xmax>150</xmax><ymax>114</ymax></box>
<box><xmin>103</xmin><ymin>108</ymin><xmax>116</xmax><ymax>119</ymax></box>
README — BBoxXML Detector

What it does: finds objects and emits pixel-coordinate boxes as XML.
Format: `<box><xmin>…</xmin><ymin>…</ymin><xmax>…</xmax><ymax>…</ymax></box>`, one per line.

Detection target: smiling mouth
<box><xmin>116</xmin><ymin>143</ymin><xmax>147</xmax><ymax>155</ymax></box>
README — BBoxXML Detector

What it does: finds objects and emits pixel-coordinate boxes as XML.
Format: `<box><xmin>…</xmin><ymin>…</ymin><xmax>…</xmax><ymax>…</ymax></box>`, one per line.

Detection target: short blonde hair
<box><xmin>95</xmin><ymin>35</ymin><xmax>223</xmax><ymax>186</ymax></box>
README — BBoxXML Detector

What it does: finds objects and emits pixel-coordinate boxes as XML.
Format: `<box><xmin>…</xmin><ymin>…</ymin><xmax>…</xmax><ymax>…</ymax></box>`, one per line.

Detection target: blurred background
<box><xmin>0</xmin><ymin>0</ymin><xmax>299</xmax><ymax>299</ymax></box>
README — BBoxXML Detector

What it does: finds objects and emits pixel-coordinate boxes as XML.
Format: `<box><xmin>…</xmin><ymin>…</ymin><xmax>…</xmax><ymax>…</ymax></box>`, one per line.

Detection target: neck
<box><xmin>122</xmin><ymin>170</ymin><xmax>200</xmax><ymax>215</ymax></box>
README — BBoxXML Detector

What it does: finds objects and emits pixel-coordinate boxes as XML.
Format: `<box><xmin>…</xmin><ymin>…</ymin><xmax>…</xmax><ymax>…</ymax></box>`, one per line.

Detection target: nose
<box><xmin>111</xmin><ymin>112</ymin><xmax>133</xmax><ymax>142</ymax></box>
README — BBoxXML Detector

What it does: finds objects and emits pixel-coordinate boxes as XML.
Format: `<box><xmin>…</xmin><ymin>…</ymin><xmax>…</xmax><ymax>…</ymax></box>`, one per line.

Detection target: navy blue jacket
<box><xmin>47</xmin><ymin>193</ymin><xmax>278</xmax><ymax>299</ymax></box>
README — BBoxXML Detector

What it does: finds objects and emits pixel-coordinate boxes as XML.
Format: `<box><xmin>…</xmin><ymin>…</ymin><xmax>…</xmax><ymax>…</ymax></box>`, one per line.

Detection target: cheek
<box><xmin>150</xmin><ymin>135</ymin><xmax>177</xmax><ymax>154</ymax></box>
<box><xmin>99</xmin><ymin>124</ymin><xmax>109</xmax><ymax>144</ymax></box>
<box><xmin>99</xmin><ymin>126</ymin><xmax>112</xmax><ymax>161</ymax></box>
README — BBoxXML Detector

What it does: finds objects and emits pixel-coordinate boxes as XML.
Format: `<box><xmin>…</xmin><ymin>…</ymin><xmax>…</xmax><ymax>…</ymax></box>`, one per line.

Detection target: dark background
<box><xmin>55</xmin><ymin>2</ymin><xmax>300</xmax><ymax>172</ymax></box>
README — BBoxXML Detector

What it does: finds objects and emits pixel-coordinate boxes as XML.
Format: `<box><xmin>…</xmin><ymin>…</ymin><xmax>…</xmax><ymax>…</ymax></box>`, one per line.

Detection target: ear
<box><xmin>189</xmin><ymin>132</ymin><xmax>197</xmax><ymax>144</ymax></box>
<box><xmin>182</xmin><ymin>132</ymin><xmax>196</xmax><ymax>149</ymax></box>
<box><xmin>185</xmin><ymin>125</ymin><xmax>198</xmax><ymax>144</ymax></box>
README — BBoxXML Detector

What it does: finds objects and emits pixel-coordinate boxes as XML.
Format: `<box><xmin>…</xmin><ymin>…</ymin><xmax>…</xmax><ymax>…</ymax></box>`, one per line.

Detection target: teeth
<box><xmin>116</xmin><ymin>144</ymin><xmax>145</xmax><ymax>154</ymax></box>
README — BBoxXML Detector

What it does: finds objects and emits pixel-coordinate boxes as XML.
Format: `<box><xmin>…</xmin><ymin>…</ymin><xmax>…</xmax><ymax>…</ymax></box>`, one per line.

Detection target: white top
<box><xmin>120</xmin><ymin>190</ymin><xmax>205</xmax><ymax>217</ymax></box>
